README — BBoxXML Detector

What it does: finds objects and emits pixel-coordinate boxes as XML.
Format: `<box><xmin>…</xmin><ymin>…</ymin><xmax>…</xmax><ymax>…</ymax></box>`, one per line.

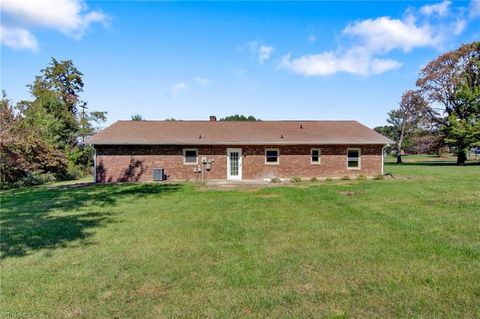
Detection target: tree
<box><xmin>374</xmin><ymin>125</ymin><xmax>396</xmax><ymax>155</ymax></box>
<box><xmin>442</xmin><ymin>83</ymin><xmax>480</xmax><ymax>159</ymax></box>
<box><xmin>131</xmin><ymin>114</ymin><xmax>144</xmax><ymax>121</ymax></box>
<box><xmin>30</xmin><ymin>58</ymin><xmax>84</xmax><ymax>114</ymax></box>
<box><xmin>374</xmin><ymin>125</ymin><xmax>396</xmax><ymax>141</ymax></box>
<box><xmin>387</xmin><ymin>90</ymin><xmax>430</xmax><ymax>164</ymax></box>
<box><xmin>417</xmin><ymin>41</ymin><xmax>480</xmax><ymax>164</ymax></box>
<box><xmin>219</xmin><ymin>114</ymin><xmax>260</xmax><ymax>121</ymax></box>
<box><xmin>0</xmin><ymin>91</ymin><xmax>67</xmax><ymax>188</ymax></box>
<box><xmin>79</xmin><ymin>105</ymin><xmax>108</xmax><ymax>143</ymax></box>
<box><xmin>410</xmin><ymin>128</ymin><xmax>444</xmax><ymax>155</ymax></box>
<box><xmin>26</xmin><ymin>58</ymin><xmax>106</xmax><ymax>148</ymax></box>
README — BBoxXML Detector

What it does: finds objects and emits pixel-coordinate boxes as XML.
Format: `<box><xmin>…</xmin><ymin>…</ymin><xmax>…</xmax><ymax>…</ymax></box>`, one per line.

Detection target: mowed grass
<box><xmin>1</xmin><ymin>157</ymin><xmax>479</xmax><ymax>318</ymax></box>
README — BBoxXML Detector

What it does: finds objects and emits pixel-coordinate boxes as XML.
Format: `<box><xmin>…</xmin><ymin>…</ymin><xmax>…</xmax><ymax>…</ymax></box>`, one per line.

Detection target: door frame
<box><xmin>227</xmin><ymin>148</ymin><xmax>242</xmax><ymax>180</ymax></box>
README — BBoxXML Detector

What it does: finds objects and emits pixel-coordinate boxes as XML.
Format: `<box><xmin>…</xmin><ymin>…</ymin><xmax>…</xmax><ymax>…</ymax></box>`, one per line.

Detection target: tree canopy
<box><xmin>387</xmin><ymin>90</ymin><xmax>430</xmax><ymax>163</ymax></box>
<box><xmin>417</xmin><ymin>41</ymin><xmax>480</xmax><ymax>164</ymax></box>
<box><xmin>219</xmin><ymin>114</ymin><xmax>260</xmax><ymax>121</ymax></box>
<box><xmin>131</xmin><ymin>114</ymin><xmax>144</xmax><ymax>121</ymax></box>
<box><xmin>0</xmin><ymin>58</ymin><xmax>107</xmax><ymax>188</ymax></box>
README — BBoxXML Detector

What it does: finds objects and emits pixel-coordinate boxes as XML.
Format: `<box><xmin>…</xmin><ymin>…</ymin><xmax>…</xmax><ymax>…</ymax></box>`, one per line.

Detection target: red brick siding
<box><xmin>95</xmin><ymin>144</ymin><xmax>384</xmax><ymax>183</ymax></box>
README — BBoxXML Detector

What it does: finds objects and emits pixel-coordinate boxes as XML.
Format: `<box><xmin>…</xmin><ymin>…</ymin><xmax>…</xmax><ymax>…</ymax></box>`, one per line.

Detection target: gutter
<box><xmin>87</xmin><ymin>141</ymin><xmax>393</xmax><ymax>146</ymax></box>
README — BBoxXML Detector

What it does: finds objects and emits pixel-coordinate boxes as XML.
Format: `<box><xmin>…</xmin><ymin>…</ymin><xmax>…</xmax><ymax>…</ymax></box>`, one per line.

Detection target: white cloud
<box><xmin>0</xmin><ymin>0</ymin><xmax>108</xmax><ymax>50</ymax></box>
<box><xmin>370</xmin><ymin>58</ymin><xmax>403</xmax><ymax>74</ymax></box>
<box><xmin>342</xmin><ymin>17</ymin><xmax>440</xmax><ymax>53</ymax></box>
<box><xmin>168</xmin><ymin>82</ymin><xmax>189</xmax><ymax>97</ymax></box>
<box><xmin>167</xmin><ymin>77</ymin><xmax>213</xmax><ymax>96</ymax></box>
<box><xmin>247</xmin><ymin>41</ymin><xmax>274</xmax><ymax>63</ymax></box>
<box><xmin>280</xmin><ymin>49</ymin><xmax>401</xmax><ymax>76</ymax></box>
<box><xmin>258</xmin><ymin>45</ymin><xmax>274</xmax><ymax>63</ymax></box>
<box><xmin>279</xmin><ymin>1</ymin><xmax>474</xmax><ymax>77</ymax></box>
<box><xmin>453</xmin><ymin>19</ymin><xmax>467</xmax><ymax>35</ymax></box>
<box><xmin>280</xmin><ymin>15</ymin><xmax>434</xmax><ymax>77</ymax></box>
<box><xmin>194</xmin><ymin>77</ymin><xmax>212</xmax><ymax>86</ymax></box>
<box><xmin>420</xmin><ymin>0</ymin><xmax>451</xmax><ymax>16</ymax></box>
<box><xmin>469</xmin><ymin>0</ymin><xmax>480</xmax><ymax>18</ymax></box>
<box><xmin>0</xmin><ymin>25</ymin><xmax>38</xmax><ymax>51</ymax></box>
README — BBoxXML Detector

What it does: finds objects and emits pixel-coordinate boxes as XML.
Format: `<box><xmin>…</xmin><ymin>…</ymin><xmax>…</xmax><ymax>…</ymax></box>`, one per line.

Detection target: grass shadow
<box><xmin>385</xmin><ymin>161</ymin><xmax>480</xmax><ymax>167</ymax></box>
<box><xmin>0</xmin><ymin>183</ymin><xmax>183</xmax><ymax>259</ymax></box>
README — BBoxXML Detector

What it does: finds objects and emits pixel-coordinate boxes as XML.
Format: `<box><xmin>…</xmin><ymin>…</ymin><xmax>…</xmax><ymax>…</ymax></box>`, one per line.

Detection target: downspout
<box><xmin>381</xmin><ymin>144</ymin><xmax>387</xmax><ymax>175</ymax></box>
<box><xmin>93</xmin><ymin>147</ymin><xmax>97</xmax><ymax>183</ymax></box>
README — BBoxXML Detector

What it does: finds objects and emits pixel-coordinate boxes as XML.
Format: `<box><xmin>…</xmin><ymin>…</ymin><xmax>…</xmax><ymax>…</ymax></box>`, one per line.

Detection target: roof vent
<box><xmin>209</xmin><ymin>115</ymin><xmax>217</xmax><ymax>122</ymax></box>
<box><xmin>199</xmin><ymin>134</ymin><xmax>202</xmax><ymax>139</ymax></box>
<box><xmin>280</xmin><ymin>134</ymin><xmax>284</xmax><ymax>139</ymax></box>
<box><xmin>300</xmin><ymin>124</ymin><xmax>303</xmax><ymax>129</ymax></box>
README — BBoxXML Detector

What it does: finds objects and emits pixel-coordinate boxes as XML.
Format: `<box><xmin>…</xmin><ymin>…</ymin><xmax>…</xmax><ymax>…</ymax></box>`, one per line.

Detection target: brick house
<box><xmin>87</xmin><ymin>117</ymin><xmax>393</xmax><ymax>183</ymax></box>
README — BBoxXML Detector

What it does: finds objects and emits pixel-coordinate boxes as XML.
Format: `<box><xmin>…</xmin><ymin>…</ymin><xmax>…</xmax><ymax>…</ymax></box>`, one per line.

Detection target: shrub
<box><xmin>326</xmin><ymin>178</ymin><xmax>333</xmax><ymax>182</ymax></box>
<box><xmin>373</xmin><ymin>174</ymin><xmax>385</xmax><ymax>180</ymax></box>
<box><xmin>271</xmin><ymin>177</ymin><xmax>281</xmax><ymax>183</ymax></box>
<box><xmin>290</xmin><ymin>176</ymin><xmax>302</xmax><ymax>183</ymax></box>
<box><xmin>356</xmin><ymin>174</ymin><xmax>367</xmax><ymax>180</ymax></box>
<box><xmin>65</xmin><ymin>163</ymin><xmax>85</xmax><ymax>180</ymax></box>
<box><xmin>340</xmin><ymin>176</ymin><xmax>351</xmax><ymax>181</ymax></box>
<box><xmin>20</xmin><ymin>170</ymin><xmax>56</xmax><ymax>187</ymax></box>
<box><xmin>310</xmin><ymin>177</ymin><xmax>319</xmax><ymax>182</ymax></box>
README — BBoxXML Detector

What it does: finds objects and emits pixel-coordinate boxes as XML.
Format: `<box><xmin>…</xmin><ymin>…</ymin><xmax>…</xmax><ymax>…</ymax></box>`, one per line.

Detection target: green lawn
<box><xmin>1</xmin><ymin>157</ymin><xmax>479</xmax><ymax>318</ymax></box>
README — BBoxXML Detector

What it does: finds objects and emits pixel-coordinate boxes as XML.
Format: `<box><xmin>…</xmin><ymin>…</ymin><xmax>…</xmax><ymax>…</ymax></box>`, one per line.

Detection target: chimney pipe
<box><xmin>209</xmin><ymin>115</ymin><xmax>217</xmax><ymax>122</ymax></box>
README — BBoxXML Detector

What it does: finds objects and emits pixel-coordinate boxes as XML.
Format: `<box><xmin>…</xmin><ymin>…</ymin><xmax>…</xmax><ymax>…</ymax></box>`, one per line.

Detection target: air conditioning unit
<box><xmin>153</xmin><ymin>168</ymin><xmax>166</xmax><ymax>181</ymax></box>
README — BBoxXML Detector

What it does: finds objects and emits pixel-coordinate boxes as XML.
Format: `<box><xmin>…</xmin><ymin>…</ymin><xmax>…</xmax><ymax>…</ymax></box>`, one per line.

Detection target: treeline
<box><xmin>219</xmin><ymin>114</ymin><xmax>260</xmax><ymax>121</ymax></box>
<box><xmin>128</xmin><ymin>114</ymin><xmax>261</xmax><ymax>121</ymax></box>
<box><xmin>375</xmin><ymin>41</ymin><xmax>480</xmax><ymax>165</ymax></box>
<box><xmin>0</xmin><ymin>58</ymin><xmax>106</xmax><ymax>189</ymax></box>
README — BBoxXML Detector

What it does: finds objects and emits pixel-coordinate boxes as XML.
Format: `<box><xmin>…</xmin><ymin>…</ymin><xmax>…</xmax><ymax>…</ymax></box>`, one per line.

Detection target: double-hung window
<box><xmin>347</xmin><ymin>148</ymin><xmax>361</xmax><ymax>169</ymax></box>
<box><xmin>183</xmin><ymin>148</ymin><xmax>198</xmax><ymax>165</ymax></box>
<box><xmin>265</xmin><ymin>149</ymin><xmax>279</xmax><ymax>164</ymax></box>
<box><xmin>311</xmin><ymin>148</ymin><xmax>321</xmax><ymax>164</ymax></box>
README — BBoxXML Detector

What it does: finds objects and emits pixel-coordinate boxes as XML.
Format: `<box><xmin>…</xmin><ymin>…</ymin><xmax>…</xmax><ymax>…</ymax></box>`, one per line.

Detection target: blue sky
<box><xmin>1</xmin><ymin>1</ymin><xmax>479</xmax><ymax>128</ymax></box>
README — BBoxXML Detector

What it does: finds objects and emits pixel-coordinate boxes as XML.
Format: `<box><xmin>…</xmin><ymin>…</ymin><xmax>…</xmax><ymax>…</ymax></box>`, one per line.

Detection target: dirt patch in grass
<box><xmin>338</xmin><ymin>191</ymin><xmax>363</xmax><ymax>196</ymax></box>
<box><xmin>135</xmin><ymin>284</ymin><xmax>169</xmax><ymax>298</ymax></box>
<box><xmin>297</xmin><ymin>283</ymin><xmax>315</xmax><ymax>294</ymax></box>
<box><xmin>254</xmin><ymin>193</ymin><xmax>280</xmax><ymax>199</ymax></box>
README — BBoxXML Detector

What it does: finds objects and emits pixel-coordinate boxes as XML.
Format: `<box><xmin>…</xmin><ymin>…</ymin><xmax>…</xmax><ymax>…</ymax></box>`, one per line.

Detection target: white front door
<box><xmin>227</xmin><ymin>148</ymin><xmax>242</xmax><ymax>180</ymax></box>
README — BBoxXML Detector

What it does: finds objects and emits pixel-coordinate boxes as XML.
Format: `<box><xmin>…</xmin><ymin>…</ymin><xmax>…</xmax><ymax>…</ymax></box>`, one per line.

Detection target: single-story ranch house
<box><xmin>87</xmin><ymin>117</ymin><xmax>393</xmax><ymax>183</ymax></box>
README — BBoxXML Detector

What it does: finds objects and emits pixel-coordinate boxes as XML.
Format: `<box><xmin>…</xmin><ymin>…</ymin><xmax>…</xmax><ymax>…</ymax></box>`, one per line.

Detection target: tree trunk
<box><xmin>457</xmin><ymin>150</ymin><xmax>467</xmax><ymax>165</ymax></box>
<box><xmin>395</xmin><ymin>124</ymin><xmax>405</xmax><ymax>165</ymax></box>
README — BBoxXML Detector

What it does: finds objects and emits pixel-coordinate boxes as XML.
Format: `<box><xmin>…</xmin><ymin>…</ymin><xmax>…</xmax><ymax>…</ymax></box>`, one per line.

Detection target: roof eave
<box><xmin>87</xmin><ymin>140</ymin><xmax>392</xmax><ymax>146</ymax></box>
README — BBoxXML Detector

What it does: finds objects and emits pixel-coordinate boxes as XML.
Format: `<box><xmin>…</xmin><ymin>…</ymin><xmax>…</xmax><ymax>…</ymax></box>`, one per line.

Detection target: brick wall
<box><xmin>95</xmin><ymin>144</ymin><xmax>384</xmax><ymax>182</ymax></box>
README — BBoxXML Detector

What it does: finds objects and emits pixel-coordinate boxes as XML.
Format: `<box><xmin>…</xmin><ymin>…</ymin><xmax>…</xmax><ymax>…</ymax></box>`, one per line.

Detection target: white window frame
<box><xmin>183</xmin><ymin>148</ymin><xmax>198</xmax><ymax>165</ymax></box>
<box><xmin>347</xmin><ymin>148</ymin><xmax>361</xmax><ymax>170</ymax></box>
<box><xmin>311</xmin><ymin>148</ymin><xmax>321</xmax><ymax>165</ymax></box>
<box><xmin>265</xmin><ymin>148</ymin><xmax>280</xmax><ymax>165</ymax></box>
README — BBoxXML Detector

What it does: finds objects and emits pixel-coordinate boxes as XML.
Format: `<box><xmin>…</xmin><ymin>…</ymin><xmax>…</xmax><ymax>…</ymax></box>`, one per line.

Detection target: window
<box><xmin>311</xmin><ymin>148</ymin><xmax>321</xmax><ymax>164</ymax></box>
<box><xmin>347</xmin><ymin>148</ymin><xmax>361</xmax><ymax>169</ymax></box>
<box><xmin>183</xmin><ymin>148</ymin><xmax>198</xmax><ymax>165</ymax></box>
<box><xmin>265</xmin><ymin>149</ymin><xmax>279</xmax><ymax>164</ymax></box>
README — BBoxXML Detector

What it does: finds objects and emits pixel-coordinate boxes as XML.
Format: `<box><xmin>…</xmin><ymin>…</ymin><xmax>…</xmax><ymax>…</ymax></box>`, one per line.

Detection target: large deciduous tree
<box><xmin>1</xmin><ymin>58</ymin><xmax>107</xmax><ymax>188</ymax></box>
<box><xmin>387</xmin><ymin>90</ymin><xmax>430</xmax><ymax>164</ymax></box>
<box><xmin>0</xmin><ymin>91</ymin><xmax>67</xmax><ymax>188</ymax></box>
<box><xmin>417</xmin><ymin>41</ymin><xmax>480</xmax><ymax>165</ymax></box>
